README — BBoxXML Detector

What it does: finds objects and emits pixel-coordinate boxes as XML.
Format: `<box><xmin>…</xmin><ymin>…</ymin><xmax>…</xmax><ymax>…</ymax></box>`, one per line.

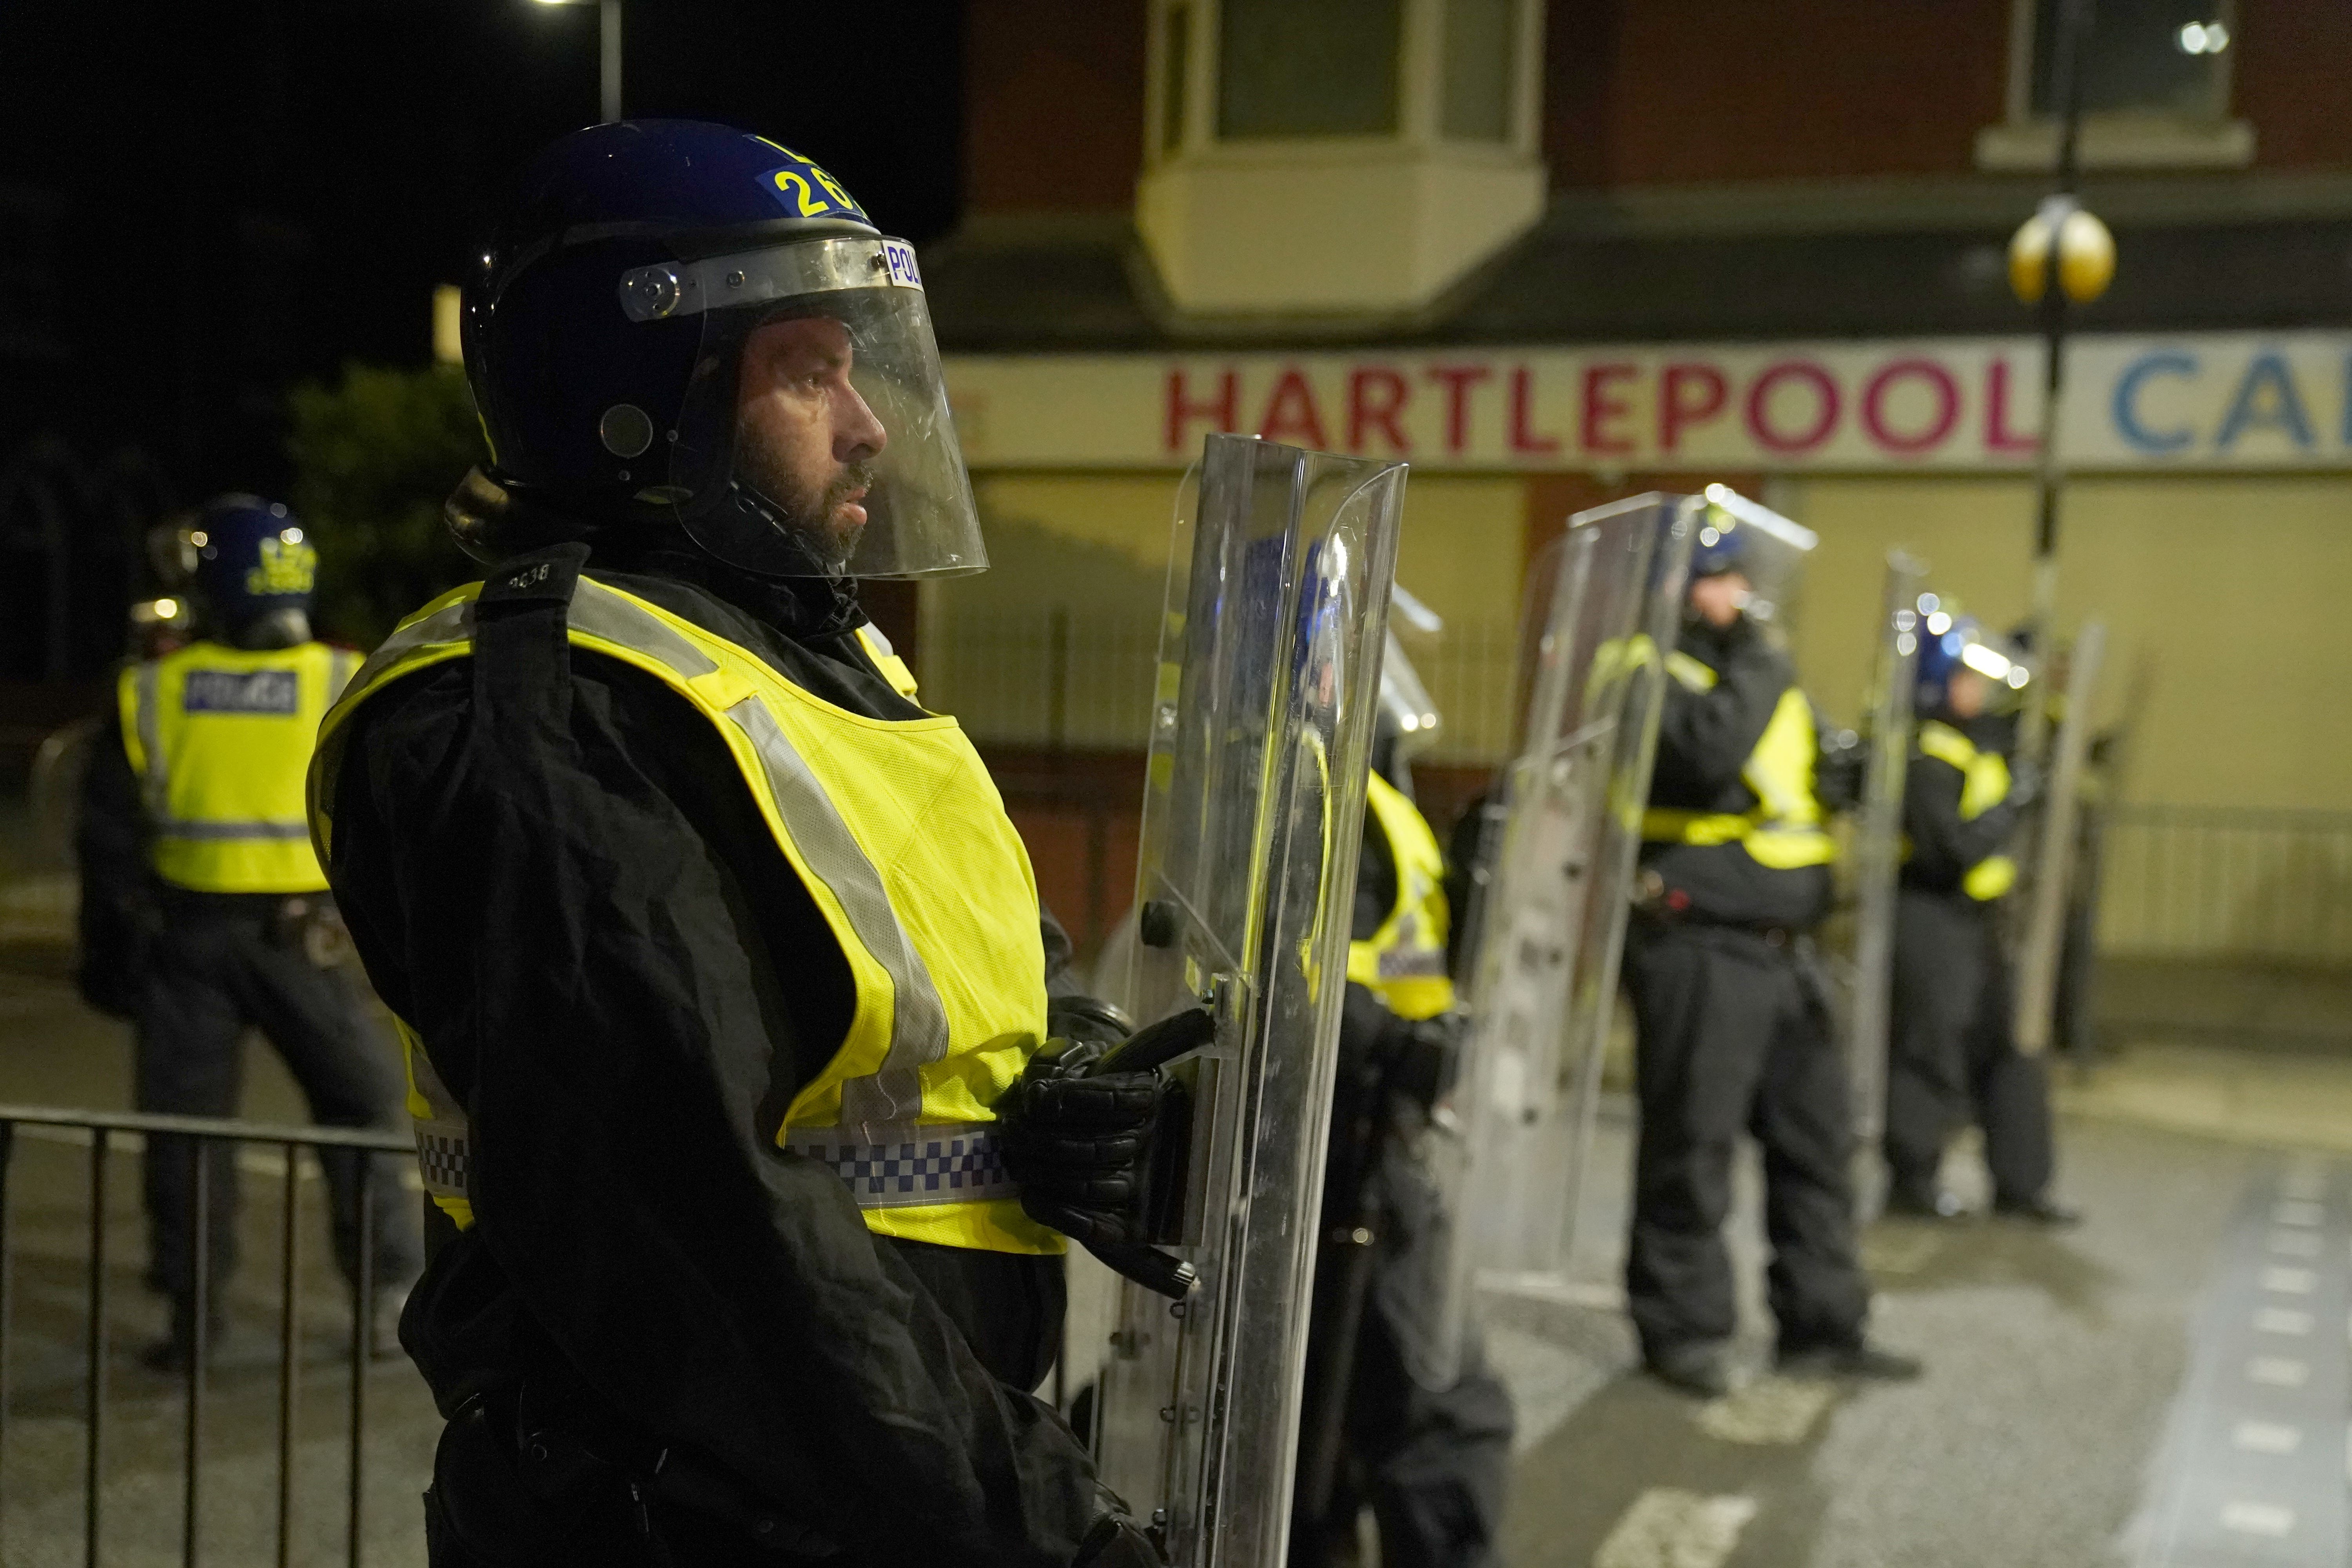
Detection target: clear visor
<box><xmin>619</xmin><ymin>236</ymin><xmax>984</xmax><ymax>579</ymax></box>
<box><xmin>1697</xmin><ymin>485</ymin><xmax>1816</xmax><ymax>632</ymax></box>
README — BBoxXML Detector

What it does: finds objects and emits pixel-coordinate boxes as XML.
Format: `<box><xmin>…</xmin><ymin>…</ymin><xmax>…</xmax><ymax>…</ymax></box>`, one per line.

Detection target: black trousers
<box><xmin>1294</xmin><ymin>1310</ymin><xmax>1514</xmax><ymax>1568</ymax></box>
<box><xmin>134</xmin><ymin>897</ymin><xmax>423</xmax><ymax>1323</ymax></box>
<box><xmin>1622</xmin><ymin>921</ymin><xmax>1870</xmax><ymax>1358</ymax></box>
<box><xmin>1885</xmin><ymin>888</ymin><xmax>2056</xmax><ymax>1204</ymax></box>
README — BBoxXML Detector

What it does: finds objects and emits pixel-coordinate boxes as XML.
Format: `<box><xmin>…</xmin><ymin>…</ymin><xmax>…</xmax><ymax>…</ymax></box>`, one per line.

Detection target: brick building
<box><xmin>924</xmin><ymin>0</ymin><xmax>2352</xmax><ymax>967</ymax></box>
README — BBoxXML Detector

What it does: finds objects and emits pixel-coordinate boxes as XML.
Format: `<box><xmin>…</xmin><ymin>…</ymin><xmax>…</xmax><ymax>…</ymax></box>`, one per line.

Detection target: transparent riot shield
<box><xmin>1844</xmin><ymin>553</ymin><xmax>1927</xmax><ymax>1215</ymax></box>
<box><xmin>1093</xmin><ymin>432</ymin><xmax>1403</xmax><ymax>1568</ymax></box>
<box><xmin>1699</xmin><ymin>484</ymin><xmax>1817</xmax><ymax>639</ymax></box>
<box><xmin>2014</xmin><ymin>621</ymin><xmax>2106</xmax><ymax>1054</ymax></box>
<box><xmin>1401</xmin><ymin>497</ymin><xmax>1695</xmax><ymax>1360</ymax></box>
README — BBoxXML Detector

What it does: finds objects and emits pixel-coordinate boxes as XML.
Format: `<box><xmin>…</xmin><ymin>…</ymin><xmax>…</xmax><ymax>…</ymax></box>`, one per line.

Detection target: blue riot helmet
<box><xmin>456</xmin><ymin>120</ymin><xmax>984</xmax><ymax>579</ymax></box>
<box><xmin>184</xmin><ymin>495</ymin><xmax>317</xmax><ymax>650</ymax></box>
<box><xmin>1687</xmin><ymin>486</ymin><xmax>1815</xmax><ymax>635</ymax></box>
<box><xmin>1913</xmin><ymin>599</ymin><xmax>2030</xmax><ymax>715</ymax></box>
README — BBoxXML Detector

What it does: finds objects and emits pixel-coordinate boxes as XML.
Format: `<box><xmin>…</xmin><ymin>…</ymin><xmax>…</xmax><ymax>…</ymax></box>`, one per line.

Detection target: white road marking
<box><xmin>1594</xmin><ymin>1488</ymin><xmax>1758</xmax><ymax>1568</ymax></box>
<box><xmin>1696</xmin><ymin>1378</ymin><xmax>1836</xmax><ymax>1446</ymax></box>
<box><xmin>2269</xmin><ymin>1230</ymin><xmax>2323</xmax><ymax>1258</ymax></box>
<box><xmin>2219</xmin><ymin>1501</ymin><xmax>2296</xmax><ymax>1538</ymax></box>
<box><xmin>2262</xmin><ymin>1266</ymin><xmax>2317</xmax><ymax>1294</ymax></box>
<box><xmin>2273</xmin><ymin>1199</ymin><xmax>2325</xmax><ymax>1227</ymax></box>
<box><xmin>2254</xmin><ymin>1307</ymin><xmax>2315</xmax><ymax>1336</ymax></box>
<box><xmin>2248</xmin><ymin>1356</ymin><xmax>2310</xmax><ymax>1388</ymax></box>
<box><xmin>2231</xmin><ymin>1420</ymin><xmax>2303</xmax><ymax>1455</ymax></box>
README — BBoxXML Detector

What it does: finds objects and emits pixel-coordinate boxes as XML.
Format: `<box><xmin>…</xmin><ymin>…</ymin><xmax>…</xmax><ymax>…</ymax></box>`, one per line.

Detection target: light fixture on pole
<box><xmin>531</xmin><ymin>0</ymin><xmax>622</xmax><ymax>125</ymax></box>
<box><xmin>2005</xmin><ymin>0</ymin><xmax>2110</xmax><ymax>769</ymax></box>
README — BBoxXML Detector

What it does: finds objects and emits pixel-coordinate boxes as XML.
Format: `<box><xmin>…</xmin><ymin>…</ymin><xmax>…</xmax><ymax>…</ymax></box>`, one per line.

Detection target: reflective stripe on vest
<box><xmin>1915</xmin><ymin>720</ymin><xmax>2018</xmax><ymax>901</ymax></box>
<box><xmin>1347</xmin><ymin>773</ymin><xmax>1456</xmax><ymax>1022</ymax></box>
<box><xmin>310</xmin><ymin>577</ymin><xmax>1058</xmax><ymax>1256</ymax></box>
<box><xmin>1641</xmin><ymin>665</ymin><xmax>1837</xmax><ymax>871</ymax></box>
<box><xmin>120</xmin><ymin>642</ymin><xmax>356</xmax><ymax>893</ymax></box>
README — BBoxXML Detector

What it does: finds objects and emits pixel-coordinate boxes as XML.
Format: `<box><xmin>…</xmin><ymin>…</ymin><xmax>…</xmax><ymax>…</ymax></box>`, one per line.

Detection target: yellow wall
<box><xmin>943</xmin><ymin>470</ymin><xmax>1525</xmax><ymax>624</ymax></box>
<box><xmin>1783</xmin><ymin>474</ymin><xmax>2352</xmax><ymax>812</ymax></box>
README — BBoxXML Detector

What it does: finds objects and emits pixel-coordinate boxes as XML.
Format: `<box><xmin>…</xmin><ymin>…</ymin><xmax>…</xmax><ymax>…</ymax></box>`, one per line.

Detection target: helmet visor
<box><xmin>1694</xmin><ymin>485</ymin><xmax>1815</xmax><ymax>633</ymax></box>
<box><xmin>619</xmin><ymin>236</ymin><xmax>984</xmax><ymax>579</ymax></box>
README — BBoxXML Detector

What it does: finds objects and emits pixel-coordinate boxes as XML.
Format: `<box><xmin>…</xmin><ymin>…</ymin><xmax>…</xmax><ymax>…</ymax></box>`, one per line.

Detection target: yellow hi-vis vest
<box><xmin>120</xmin><ymin>641</ymin><xmax>358</xmax><ymax>894</ymax></box>
<box><xmin>1914</xmin><ymin>720</ymin><xmax>2018</xmax><ymax>902</ymax></box>
<box><xmin>307</xmin><ymin>573</ymin><xmax>1059</xmax><ymax>1257</ymax></box>
<box><xmin>1347</xmin><ymin>773</ymin><xmax>1456</xmax><ymax>1022</ymax></box>
<box><xmin>1640</xmin><ymin>649</ymin><xmax>1837</xmax><ymax>870</ymax></box>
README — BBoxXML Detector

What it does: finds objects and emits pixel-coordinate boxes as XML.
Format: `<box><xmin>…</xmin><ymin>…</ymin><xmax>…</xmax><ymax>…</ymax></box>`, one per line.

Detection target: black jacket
<box><xmin>324</xmin><ymin>542</ymin><xmax>1103</xmax><ymax>1567</ymax></box>
<box><xmin>1639</xmin><ymin>615</ymin><xmax>1831</xmax><ymax>931</ymax></box>
<box><xmin>1900</xmin><ymin>711</ymin><xmax>2022</xmax><ymax>900</ymax></box>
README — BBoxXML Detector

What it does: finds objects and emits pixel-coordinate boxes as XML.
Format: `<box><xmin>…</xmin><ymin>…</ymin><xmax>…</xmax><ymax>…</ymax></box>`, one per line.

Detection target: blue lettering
<box><xmin>2111</xmin><ymin>351</ymin><xmax>2198</xmax><ymax>454</ymax></box>
<box><xmin>2215</xmin><ymin>352</ymin><xmax>2315</xmax><ymax>451</ymax></box>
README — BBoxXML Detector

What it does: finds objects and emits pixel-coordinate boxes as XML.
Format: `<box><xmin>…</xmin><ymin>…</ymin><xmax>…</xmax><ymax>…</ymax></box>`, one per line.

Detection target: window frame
<box><xmin>1145</xmin><ymin>0</ymin><xmax>1542</xmax><ymax>166</ymax></box>
<box><xmin>1980</xmin><ymin>0</ymin><xmax>2252</xmax><ymax>171</ymax></box>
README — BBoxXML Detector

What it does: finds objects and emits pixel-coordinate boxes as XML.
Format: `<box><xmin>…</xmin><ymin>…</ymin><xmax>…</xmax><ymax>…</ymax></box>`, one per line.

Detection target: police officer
<box><xmin>307</xmin><ymin>122</ymin><xmax>1161</xmax><ymax>1566</ymax></box>
<box><xmin>76</xmin><ymin>495</ymin><xmax>423</xmax><ymax>1370</ymax></box>
<box><xmin>1884</xmin><ymin>615</ymin><xmax>2076</xmax><ymax>1224</ymax></box>
<box><xmin>1292</xmin><ymin>631</ymin><xmax>1514</xmax><ymax>1568</ymax></box>
<box><xmin>1623</xmin><ymin>514</ymin><xmax>1919</xmax><ymax>1396</ymax></box>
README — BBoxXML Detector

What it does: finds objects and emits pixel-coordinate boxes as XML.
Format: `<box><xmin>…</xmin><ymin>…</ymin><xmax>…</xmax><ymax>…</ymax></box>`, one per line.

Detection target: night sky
<box><xmin>0</xmin><ymin>0</ymin><xmax>967</xmax><ymax>502</ymax></box>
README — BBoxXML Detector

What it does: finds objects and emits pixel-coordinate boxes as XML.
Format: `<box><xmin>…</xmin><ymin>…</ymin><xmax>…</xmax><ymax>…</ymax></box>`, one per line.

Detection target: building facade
<box><xmin>927</xmin><ymin>0</ymin><xmax>2352</xmax><ymax>965</ymax></box>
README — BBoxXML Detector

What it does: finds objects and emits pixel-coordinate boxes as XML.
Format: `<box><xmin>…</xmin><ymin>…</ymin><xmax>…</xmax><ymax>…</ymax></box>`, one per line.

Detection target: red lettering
<box><xmin>1579</xmin><ymin>364</ymin><xmax>1635</xmax><ymax>455</ymax></box>
<box><xmin>1425</xmin><ymin>365</ymin><xmax>1492</xmax><ymax>454</ymax></box>
<box><xmin>1256</xmin><ymin>368</ymin><xmax>1330</xmax><ymax>448</ymax></box>
<box><xmin>1860</xmin><ymin>359</ymin><xmax>1961</xmax><ymax>455</ymax></box>
<box><xmin>1659</xmin><ymin>363</ymin><xmax>1728</xmax><ymax>454</ymax></box>
<box><xmin>1512</xmin><ymin>367</ymin><xmax>1565</xmax><ymax>456</ymax></box>
<box><xmin>1164</xmin><ymin>368</ymin><xmax>1238</xmax><ymax>454</ymax></box>
<box><xmin>1346</xmin><ymin>368</ymin><xmax>1411</xmax><ymax>454</ymax></box>
<box><xmin>1984</xmin><ymin>357</ymin><xmax>2039</xmax><ymax>454</ymax></box>
<box><xmin>1743</xmin><ymin>362</ymin><xmax>1841</xmax><ymax>455</ymax></box>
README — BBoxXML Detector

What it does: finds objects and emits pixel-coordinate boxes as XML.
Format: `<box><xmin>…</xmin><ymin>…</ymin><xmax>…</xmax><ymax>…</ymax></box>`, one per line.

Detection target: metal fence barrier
<box><xmin>0</xmin><ymin>1103</ymin><xmax>414</xmax><ymax>1568</ymax></box>
<box><xmin>2098</xmin><ymin>805</ymin><xmax>2352</xmax><ymax>966</ymax></box>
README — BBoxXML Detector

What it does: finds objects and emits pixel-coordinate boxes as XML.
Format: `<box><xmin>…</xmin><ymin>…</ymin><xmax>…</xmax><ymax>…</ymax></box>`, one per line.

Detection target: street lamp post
<box><xmin>533</xmin><ymin>0</ymin><xmax>622</xmax><ymax>124</ymax></box>
<box><xmin>2006</xmin><ymin>0</ymin><xmax>2110</xmax><ymax>765</ymax></box>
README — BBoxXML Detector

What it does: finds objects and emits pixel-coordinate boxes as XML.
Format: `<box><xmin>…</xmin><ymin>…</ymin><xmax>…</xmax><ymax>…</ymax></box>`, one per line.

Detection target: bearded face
<box><xmin>730</xmin><ymin>315</ymin><xmax>887</xmax><ymax>574</ymax></box>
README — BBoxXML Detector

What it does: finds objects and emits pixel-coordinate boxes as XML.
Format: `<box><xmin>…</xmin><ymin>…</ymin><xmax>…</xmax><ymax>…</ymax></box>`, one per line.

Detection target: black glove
<box><xmin>1000</xmin><ymin>1006</ymin><xmax>1216</xmax><ymax>1299</ymax></box>
<box><xmin>2006</xmin><ymin>758</ymin><xmax>2044</xmax><ymax>811</ymax></box>
<box><xmin>1073</xmin><ymin>1501</ymin><xmax>1167</xmax><ymax>1568</ymax></box>
<box><xmin>1000</xmin><ymin>1035</ymin><xmax>1166</xmax><ymax>1249</ymax></box>
<box><xmin>1387</xmin><ymin>1010</ymin><xmax>1465</xmax><ymax>1111</ymax></box>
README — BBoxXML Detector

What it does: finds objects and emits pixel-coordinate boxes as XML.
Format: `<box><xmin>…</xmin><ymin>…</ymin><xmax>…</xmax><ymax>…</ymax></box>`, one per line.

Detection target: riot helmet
<box><xmin>1914</xmin><ymin>598</ymin><xmax>2030</xmax><ymax>717</ymax></box>
<box><xmin>457</xmin><ymin>120</ymin><xmax>982</xmax><ymax>579</ymax></box>
<box><xmin>181</xmin><ymin>495</ymin><xmax>316</xmax><ymax>650</ymax></box>
<box><xmin>1686</xmin><ymin>485</ymin><xmax>1815</xmax><ymax>638</ymax></box>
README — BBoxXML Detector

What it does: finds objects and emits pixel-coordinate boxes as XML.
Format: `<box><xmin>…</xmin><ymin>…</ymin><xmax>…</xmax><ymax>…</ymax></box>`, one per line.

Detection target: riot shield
<box><xmin>1844</xmin><ymin>553</ymin><xmax>1927</xmax><ymax>1215</ymax></box>
<box><xmin>1093</xmin><ymin>432</ymin><xmax>1403</xmax><ymax>1568</ymax></box>
<box><xmin>1698</xmin><ymin>484</ymin><xmax>1817</xmax><ymax>639</ymax></box>
<box><xmin>1401</xmin><ymin>497</ymin><xmax>1694</xmax><ymax>1365</ymax></box>
<box><xmin>2014</xmin><ymin>621</ymin><xmax>2106</xmax><ymax>1054</ymax></box>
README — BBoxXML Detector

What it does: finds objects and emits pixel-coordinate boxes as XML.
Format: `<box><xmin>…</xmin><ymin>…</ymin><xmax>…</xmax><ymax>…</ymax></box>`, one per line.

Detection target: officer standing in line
<box><xmin>76</xmin><ymin>495</ymin><xmax>423</xmax><ymax>1370</ymax></box>
<box><xmin>307</xmin><ymin>122</ymin><xmax>1165</xmax><ymax>1566</ymax></box>
<box><xmin>1623</xmin><ymin>508</ymin><xmax>1920</xmax><ymax>1397</ymax></box>
<box><xmin>1293</xmin><ymin>628</ymin><xmax>1514</xmax><ymax>1568</ymax></box>
<box><xmin>1883</xmin><ymin>613</ymin><xmax>2078</xmax><ymax>1224</ymax></box>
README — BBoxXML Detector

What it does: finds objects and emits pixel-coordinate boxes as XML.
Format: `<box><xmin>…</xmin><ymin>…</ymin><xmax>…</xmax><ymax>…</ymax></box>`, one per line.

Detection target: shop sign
<box><xmin>944</xmin><ymin>333</ymin><xmax>2352</xmax><ymax>472</ymax></box>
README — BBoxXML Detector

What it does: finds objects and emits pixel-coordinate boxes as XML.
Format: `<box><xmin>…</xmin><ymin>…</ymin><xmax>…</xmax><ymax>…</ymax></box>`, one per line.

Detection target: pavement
<box><xmin>1</xmin><ymin>856</ymin><xmax>2349</xmax><ymax>1565</ymax></box>
<box><xmin>1487</xmin><ymin>1065</ymin><xmax>2352</xmax><ymax>1568</ymax></box>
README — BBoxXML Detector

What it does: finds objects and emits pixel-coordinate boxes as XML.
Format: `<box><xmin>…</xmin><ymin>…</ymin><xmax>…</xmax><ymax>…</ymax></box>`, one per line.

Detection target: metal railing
<box><xmin>0</xmin><ymin>1103</ymin><xmax>415</xmax><ymax>1567</ymax></box>
<box><xmin>2098</xmin><ymin>805</ymin><xmax>2352</xmax><ymax>965</ymax></box>
<box><xmin>922</xmin><ymin>610</ymin><xmax>1524</xmax><ymax>765</ymax></box>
